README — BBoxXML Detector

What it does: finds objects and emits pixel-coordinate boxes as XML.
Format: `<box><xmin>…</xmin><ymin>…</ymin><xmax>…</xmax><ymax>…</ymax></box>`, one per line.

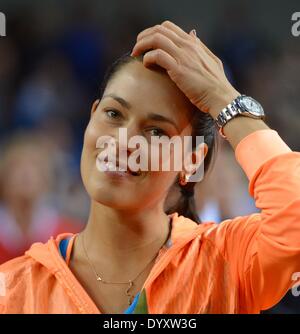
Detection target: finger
<box><xmin>187</xmin><ymin>28</ymin><xmax>217</xmax><ymax>60</ymax></box>
<box><xmin>189</xmin><ymin>30</ymin><xmax>199</xmax><ymax>43</ymax></box>
<box><xmin>187</xmin><ymin>30</ymin><xmax>213</xmax><ymax>62</ymax></box>
<box><xmin>161</xmin><ymin>20</ymin><xmax>189</xmax><ymax>39</ymax></box>
<box><xmin>137</xmin><ymin>24</ymin><xmax>185</xmax><ymax>47</ymax></box>
<box><xmin>131</xmin><ymin>33</ymin><xmax>180</xmax><ymax>58</ymax></box>
<box><xmin>200</xmin><ymin>41</ymin><xmax>219</xmax><ymax>60</ymax></box>
<box><xmin>162</xmin><ymin>21</ymin><xmax>219</xmax><ymax>63</ymax></box>
<box><xmin>161</xmin><ymin>21</ymin><xmax>220</xmax><ymax>64</ymax></box>
<box><xmin>189</xmin><ymin>29</ymin><xmax>197</xmax><ymax>38</ymax></box>
<box><xmin>196</xmin><ymin>36</ymin><xmax>222</xmax><ymax>64</ymax></box>
<box><xmin>142</xmin><ymin>49</ymin><xmax>177</xmax><ymax>72</ymax></box>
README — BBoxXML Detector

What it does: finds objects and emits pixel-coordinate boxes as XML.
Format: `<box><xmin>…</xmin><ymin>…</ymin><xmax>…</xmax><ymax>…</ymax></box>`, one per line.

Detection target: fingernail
<box><xmin>191</xmin><ymin>29</ymin><xmax>197</xmax><ymax>36</ymax></box>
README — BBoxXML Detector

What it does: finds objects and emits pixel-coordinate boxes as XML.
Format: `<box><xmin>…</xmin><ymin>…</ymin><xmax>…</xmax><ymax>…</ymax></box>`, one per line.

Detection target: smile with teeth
<box><xmin>96</xmin><ymin>159</ymin><xmax>142</xmax><ymax>176</ymax></box>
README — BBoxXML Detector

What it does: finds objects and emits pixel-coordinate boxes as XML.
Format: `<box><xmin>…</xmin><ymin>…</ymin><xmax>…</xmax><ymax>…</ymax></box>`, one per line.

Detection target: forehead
<box><xmin>103</xmin><ymin>61</ymin><xmax>193</xmax><ymax>130</ymax></box>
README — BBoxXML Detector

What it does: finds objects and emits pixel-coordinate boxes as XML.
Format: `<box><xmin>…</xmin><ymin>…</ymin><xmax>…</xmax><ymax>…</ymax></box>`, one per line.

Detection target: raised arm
<box><xmin>131</xmin><ymin>20</ymin><xmax>300</xmax><ymax>312</ymax></box>
<box><xmin>203</xmin><ymin>129</ymin><xmax>300</xmax><ymax>312</ymax></box>
<box><xmin>131</xmin><ymin>20</ymin><xmax>270</xmax><ymax>147</ymax></box>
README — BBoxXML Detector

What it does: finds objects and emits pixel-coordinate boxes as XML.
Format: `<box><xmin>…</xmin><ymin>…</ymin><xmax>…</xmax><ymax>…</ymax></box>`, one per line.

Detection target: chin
<box><xmin>88</xmin><ymin>187</ymin><xmax>137</xmax><ymax>210</ymax></box>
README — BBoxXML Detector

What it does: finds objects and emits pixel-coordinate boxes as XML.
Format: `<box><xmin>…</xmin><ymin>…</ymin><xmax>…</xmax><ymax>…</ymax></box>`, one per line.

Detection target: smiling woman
<box><xmin>83</xmin><ymin>51</ymin><xmax>216</xmax><ymax>223</ymax></box>
<box><xmin>0</xmin><ymin>21</ymin><xmax>300</xmax><ymax>315</ymax></box>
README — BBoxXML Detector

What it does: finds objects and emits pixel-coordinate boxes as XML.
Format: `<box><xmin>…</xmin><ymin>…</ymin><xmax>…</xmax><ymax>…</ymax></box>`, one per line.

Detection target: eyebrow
<box><xmin>102</xmin><ymin>94</ymin><xmax>180</xmax><ymax>132</ymax></box>
<box><xmin>147</xmin><ymin>113</ymin><xmax>180</xmax><ymax>132</ymax></box>
<box><xmin>102</xmin><ymin>94</ymin><xmax>132</xmax><ymax>109</ymax></box>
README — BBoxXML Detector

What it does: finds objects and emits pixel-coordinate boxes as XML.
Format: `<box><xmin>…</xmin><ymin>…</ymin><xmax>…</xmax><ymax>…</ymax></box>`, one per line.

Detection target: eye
<box><xmin>148</xmin><ymin>128</ymin><xmax>168</xmax><ymax>137</ymax></box>
<box><xmin>104</xmin><ymin>109</ymin><xmax>122</xmax><ymax>119</ymax></box>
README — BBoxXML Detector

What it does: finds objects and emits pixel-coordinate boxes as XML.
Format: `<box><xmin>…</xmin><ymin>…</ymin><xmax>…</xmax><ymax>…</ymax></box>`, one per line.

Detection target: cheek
<box><xmin>80</xmin><ymin>121</ymin><xmax>102</xmax><ymax>187</ymax></box>
<box><xmin>84</xmin><ymin>120</ymin><xmax>102</xmax><ymax>150</ymax></box>
<box><xmin>81</xmin><ymin>119</ymin><xmax>109</xmax><ymax>171</ymax></box>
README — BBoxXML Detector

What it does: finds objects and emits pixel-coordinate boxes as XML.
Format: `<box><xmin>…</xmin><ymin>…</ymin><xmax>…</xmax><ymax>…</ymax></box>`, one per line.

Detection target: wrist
<box><xmin>216</xmin><ymin>90</ymin><xmax>269</xmax><ymax>149</ymax></box>
<box><xmin>223</xmin><ymin>117</ymin><xmax>269</xmax><ymax>150</ymax></box>
<box><xmin>208</xmin><ymin>89</ymin><xmax>241</xmax><ymax>119</ymax></box>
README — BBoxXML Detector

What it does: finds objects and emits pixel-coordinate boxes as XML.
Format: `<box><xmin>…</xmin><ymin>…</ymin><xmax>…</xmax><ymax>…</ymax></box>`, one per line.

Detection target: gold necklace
<box><xmin>80</xmin><ymin>218</ymin><xmax>171</xmax><ymax>305</ymax></box>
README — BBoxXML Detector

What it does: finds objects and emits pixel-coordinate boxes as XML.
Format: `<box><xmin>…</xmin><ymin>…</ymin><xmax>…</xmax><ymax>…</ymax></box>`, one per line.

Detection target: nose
<box><xmin>115</xmin><ymin>123</ymin><xmax>142</xmax><ymax>158</ymax></box>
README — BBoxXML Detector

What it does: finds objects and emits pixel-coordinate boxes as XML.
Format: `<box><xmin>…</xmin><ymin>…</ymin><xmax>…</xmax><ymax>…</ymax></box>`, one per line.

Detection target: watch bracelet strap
<box><xmin>215</xmin><ymin>94</ymin><xmax>266</xmax><ymax>139</ymax></box>
<box><xmin>215</xmin><ymin>94</ymin><xmax>244</xmax><ymax>129</ymax></box>
<box><xmin>215</xmin><ymin>94</ymin><xmax>248</xmax><ymax>139</ymax></box>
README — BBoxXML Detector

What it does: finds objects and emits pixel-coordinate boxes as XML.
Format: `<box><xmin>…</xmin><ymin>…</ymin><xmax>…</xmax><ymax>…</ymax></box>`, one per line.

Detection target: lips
<box><xmin>96</xmin><ymin>157</ymin><xmax>142</xmax><ymax>176</ymax></box>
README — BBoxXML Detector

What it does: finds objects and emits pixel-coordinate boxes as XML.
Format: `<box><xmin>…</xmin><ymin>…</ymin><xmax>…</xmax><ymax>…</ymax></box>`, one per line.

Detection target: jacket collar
<box><xmin>25</xmin><ymin>212</ymin><xmax>202</xmax><ymax>313</ymax></box>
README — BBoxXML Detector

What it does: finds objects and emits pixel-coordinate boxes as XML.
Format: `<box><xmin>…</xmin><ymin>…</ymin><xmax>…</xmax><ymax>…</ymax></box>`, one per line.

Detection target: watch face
<box><xmin>239</xmin><ymin>96</ymin><xmax>264</xmax><ymax>116</ymax></box>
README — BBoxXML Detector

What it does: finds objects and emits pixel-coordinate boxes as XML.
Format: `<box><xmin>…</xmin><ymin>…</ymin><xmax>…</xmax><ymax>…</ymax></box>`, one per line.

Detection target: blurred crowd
<box><xmin>0</xmin><ymin>0</ymin><xmax>299</xmax><ymax>313</ymax></box>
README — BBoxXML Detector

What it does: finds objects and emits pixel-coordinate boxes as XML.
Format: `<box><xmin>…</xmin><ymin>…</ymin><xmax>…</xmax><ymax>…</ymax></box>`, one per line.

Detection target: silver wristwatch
<box><xmin>215</xmin><ymin>95</ymin><xmax>265</xmax><ymax>138</ymax></box>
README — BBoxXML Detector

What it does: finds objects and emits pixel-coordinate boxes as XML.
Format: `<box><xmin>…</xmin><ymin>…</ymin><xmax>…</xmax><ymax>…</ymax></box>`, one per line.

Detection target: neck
<box><xmin>80</xmin><ymin>200</ymin><xmax>171</xmax><ymax>267</ymax></box>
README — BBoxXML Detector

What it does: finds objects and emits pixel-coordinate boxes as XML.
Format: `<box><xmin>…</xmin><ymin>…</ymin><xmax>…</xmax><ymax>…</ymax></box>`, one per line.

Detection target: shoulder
<box><xmin>1</xmin><ymin>253</ymin><xmax>32</xmax><ymax>278</ymax></box>
<box><xmin>0</xmin><ymin>254</ymin><xmax>41</xmax><ymax>313</ymax></box>
<box><xmin>201</xmin><ymin>213</ymin><xmax>261</xmax><ymax>240</ymax></box>
<box><xmin>0</xmin><ymin>234</ymin><xmax>70</xmax><ymax>313</ymax></box>
<box><xmin>0</xmin><ymin>232</ymin><xmax>74</xmax><ymax>282</ymax></box>
<box><xmin>175</xmin><ymin>213</ymin><xmax>261</xmax><ymax>256</ymax></box>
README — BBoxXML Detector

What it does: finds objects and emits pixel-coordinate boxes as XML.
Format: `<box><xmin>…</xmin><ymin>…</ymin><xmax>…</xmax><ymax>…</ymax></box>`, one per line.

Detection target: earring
<box><xmin>179</xmin><ymin>173</ymin><xmax>189</xmax><ymax>186</ymax></box>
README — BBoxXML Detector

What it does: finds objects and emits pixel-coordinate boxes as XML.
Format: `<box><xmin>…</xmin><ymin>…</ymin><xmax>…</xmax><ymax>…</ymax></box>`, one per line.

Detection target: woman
<box><xmin>0</xmin><ymin>20</ymin><xmax>299</xmax><ymax>314</ymax></box>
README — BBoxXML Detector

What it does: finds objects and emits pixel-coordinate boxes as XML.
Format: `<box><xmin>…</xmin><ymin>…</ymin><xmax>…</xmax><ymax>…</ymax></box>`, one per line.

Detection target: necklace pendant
<box><xmin>128</xmin><ymin>295</ymin><xmax>134</xmax><ymax>305</ymax></box>
<box><xmin>97</xmin><ymin>276</ymin><xmax>102</xmax><ymax>282</ymax></box>
<box><xmin>126</xmin><ymin>280</ymin><xmax>133</xmax><ymax>295</ymax></box>
<box><xmin>126</xmin><ymin>280</ymin><xmax>134</xmax><ymax>305</ymax></box>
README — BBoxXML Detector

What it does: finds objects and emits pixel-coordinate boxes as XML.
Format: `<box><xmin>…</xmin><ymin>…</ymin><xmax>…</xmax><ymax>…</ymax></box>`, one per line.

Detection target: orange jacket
<box><xmin>0</xmin><ymin>129</ymin><xmax>300</xmax><ymax>314</ymax></box>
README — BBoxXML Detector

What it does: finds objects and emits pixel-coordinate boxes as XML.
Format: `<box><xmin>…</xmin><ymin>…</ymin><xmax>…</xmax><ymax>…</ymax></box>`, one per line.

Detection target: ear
<box><xmin>183</xmin><ymin>143</ymin><xmax>208</xmax><ymax>177</ymax></box>
<box><xmin>90</xmin><ymin>99</ymin><xmax>100</xmax><ymax>117</ymax></box>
